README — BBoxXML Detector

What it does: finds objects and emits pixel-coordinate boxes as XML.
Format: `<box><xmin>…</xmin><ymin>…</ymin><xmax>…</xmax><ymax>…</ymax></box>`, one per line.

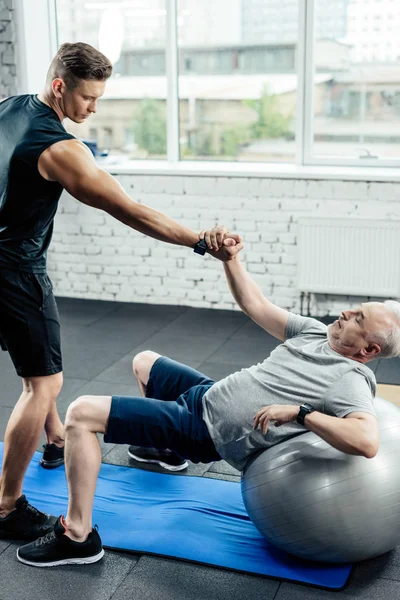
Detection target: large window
<box><xmin>48</xmin><ymin>0</ymin><xmax>400</xmax><ymax>167</ymax></box>
<box><xmin>56</xmin><ymin>0</ymin><xmax>167</xmax><ymax>161</ymax></box>
<box><xmin>177</xmin><ymin>0</ymin><xmax>298</xmax><ymax>163</ymax></box>
<box><xmin>308</xmin><ymin>0</ymin><xmax>400</xmax><ymax>164</ymax></box>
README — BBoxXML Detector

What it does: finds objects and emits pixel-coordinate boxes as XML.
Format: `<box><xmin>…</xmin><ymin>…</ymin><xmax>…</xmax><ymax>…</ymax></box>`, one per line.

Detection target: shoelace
<box><xmin>20</xmin><ymin>501</ymin><xmax>43</xmax><ymax>522</ymax></box>
<box><xmin>35</xmin><ymin>530</ymin><xmax>57</xmax><ymax>548</ymax></box>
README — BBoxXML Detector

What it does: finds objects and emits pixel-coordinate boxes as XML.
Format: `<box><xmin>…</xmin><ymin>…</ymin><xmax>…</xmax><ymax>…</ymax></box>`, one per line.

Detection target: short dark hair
<box><xmin>47</xmin><ymin>42</ymin><xmax>113</xmax><ymax>89</ymax></box>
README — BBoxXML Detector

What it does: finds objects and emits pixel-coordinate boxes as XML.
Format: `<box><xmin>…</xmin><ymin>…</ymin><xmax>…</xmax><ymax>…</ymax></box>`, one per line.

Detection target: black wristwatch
<box><xmin>297</xmin><ymin>403</ymin><xmax>316</xmax><ymax>426</ymax></box>
<box><xmin>193</xmin><ymin>238</ymin><xmax>208</xmax><ymax>256</ymax></box>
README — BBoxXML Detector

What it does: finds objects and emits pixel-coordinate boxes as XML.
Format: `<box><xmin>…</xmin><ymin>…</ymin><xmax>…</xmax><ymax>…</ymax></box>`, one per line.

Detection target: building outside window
<box><xmin>56</xmin><ymin>0</ymin><xmax>167</xmax><ymax>160</ymax></box>
<box><xmin>53</xmin><ymin>0</ymin><xmax>400</xmax><ymax>166</ymax></box>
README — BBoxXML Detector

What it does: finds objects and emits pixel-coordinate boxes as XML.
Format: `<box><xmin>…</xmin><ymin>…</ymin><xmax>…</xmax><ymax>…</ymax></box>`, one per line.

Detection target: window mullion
<box><xmin>296</xmin><ymin>0</ymin><xmax>307</xmax><ymax>166</ymax></box>
<box><xmin>16</xmin><ymin>0</ymin><xmax>56</xmax><ymax>94</ymax></box>
<box><xmin>47</xmin><ymin>0</ymin><xmax>59</xmax><ymax>55</ymax></box>
<box><xmin>303</xmin><ymin>0</ymin><xmax>315</xmax><ymax>166</ymax></box>
<box><xmin>166</xmin><ymin>0</ymin><xmax>179</xmax><ymax>163</ymax></box>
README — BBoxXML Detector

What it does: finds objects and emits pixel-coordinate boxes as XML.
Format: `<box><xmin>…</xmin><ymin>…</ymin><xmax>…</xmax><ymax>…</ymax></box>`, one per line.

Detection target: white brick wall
<box><xmin>47</xmin><ymin>175</ymin><xmax>400</xmax><ymax>316</ymax></box>
<box><xmin>0</xmin><ymin>0</ymin><xmax>17</xmax><ymax>99</ymax></box>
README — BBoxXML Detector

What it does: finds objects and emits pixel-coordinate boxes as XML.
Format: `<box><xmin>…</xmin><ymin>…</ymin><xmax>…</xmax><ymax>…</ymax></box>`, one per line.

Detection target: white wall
<box><xmin>0</xmin><ymin>0</ymin><xmax>17</xmax><ymax>98</ymax></box>
<box><xmin>48</xmin><ymin>175</ymin><xmax>400</xmax><ymax>316</ymax></box>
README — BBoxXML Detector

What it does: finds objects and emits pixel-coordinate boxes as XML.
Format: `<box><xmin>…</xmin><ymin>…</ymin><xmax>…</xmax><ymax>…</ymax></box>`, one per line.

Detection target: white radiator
<box><xmin>297</xmin><ymin>218</ymin><xmax>400</xmax><ymax>297</ymax></box>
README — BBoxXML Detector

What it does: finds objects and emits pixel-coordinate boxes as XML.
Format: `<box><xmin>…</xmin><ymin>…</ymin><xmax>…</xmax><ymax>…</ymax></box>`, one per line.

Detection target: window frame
<box><xmin>15</xmin><ymin>0</ymin><xmax>58</xmax><ymax>95</ymax></box>
<box><xmin>16</xmin><ymin>0</ymin><xmax>400</xmax><ymax>171</ymax></box>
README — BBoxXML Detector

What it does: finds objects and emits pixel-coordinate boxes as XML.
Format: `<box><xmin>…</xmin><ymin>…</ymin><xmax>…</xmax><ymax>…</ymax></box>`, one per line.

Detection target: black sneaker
<box><xmin>40</xmin><ymin>443</ymin><xmax>64</xmax><ymax>469</ymax></box>
<box><xmin>0</xmin><ymin>495</ymin><xmax>57</xmax><ymax>541</ymax></box>
<box><xmin>17</xmin><ymin>516</ymin><xmax>104</xmax><ymax>567</ymax></box>
<box><xmin>128</xmin><ymin>446</ymin><xmax>188</xmax><ymax>472</ymax></box>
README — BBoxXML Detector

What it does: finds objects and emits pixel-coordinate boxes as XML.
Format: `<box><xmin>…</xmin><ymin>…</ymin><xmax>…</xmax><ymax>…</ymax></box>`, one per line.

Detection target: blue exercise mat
<box><xmin>2</xmin><ymin>443</ymin><xmax>352</xmax><ymax>589</ymax></box>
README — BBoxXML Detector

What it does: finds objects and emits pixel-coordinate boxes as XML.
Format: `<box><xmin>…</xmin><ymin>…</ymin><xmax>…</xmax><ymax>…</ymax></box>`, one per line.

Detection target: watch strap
<box><xmin>194</xmin><ymin>239</ymin><xmax>207</xmax><ymax>256</ymax></box>
<box><xmin>297</xmin><ymin>403</ymin><xmax>316</xmax><ymax>426</ymax></box>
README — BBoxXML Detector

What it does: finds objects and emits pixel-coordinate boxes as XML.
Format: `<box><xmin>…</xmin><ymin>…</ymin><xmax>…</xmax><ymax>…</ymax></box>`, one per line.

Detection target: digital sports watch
<box><xmin>297</xmin><ymin>403</ymin><xmax>316</xmax><ymax>426</ymax></box>
<box><xmin>193</xmin><ymin>238</ymin><xmax>208</xmax><ymax>256</ymax></box>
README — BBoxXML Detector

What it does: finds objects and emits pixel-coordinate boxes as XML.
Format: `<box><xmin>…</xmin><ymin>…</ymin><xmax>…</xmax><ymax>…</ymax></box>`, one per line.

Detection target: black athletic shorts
<box><xmin>0</xmin><ymin>268</ymin><xmax>62</xmax><ymax>377</ymax></box>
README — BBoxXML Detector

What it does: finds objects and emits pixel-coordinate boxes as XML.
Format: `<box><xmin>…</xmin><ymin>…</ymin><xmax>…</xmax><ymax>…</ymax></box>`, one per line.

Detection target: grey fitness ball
<box><xmin>242</xmin><ymin>397</ymin><xmax>400</xmax><ymax>563</ymax></box>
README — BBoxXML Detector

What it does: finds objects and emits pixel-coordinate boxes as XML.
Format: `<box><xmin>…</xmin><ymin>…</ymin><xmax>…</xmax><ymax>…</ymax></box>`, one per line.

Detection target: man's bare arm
<box><xmin>254</xmin><ymin>406</ymin><xmax>379</xmax><ymax>458</ymax></box>
<box><xmin>304</xmin><ymin>410</ymin><xmax>379</xmax><ymax>458</ymax></box>
<box><xmin>39</xmin><ymin>139</ymin><xmax>199</xmax><ymax>248</ymax></box>
<box><xmin>223</xmin><ymin>256</ymin><xmax>289</xmax><ymax>341</ymax></box>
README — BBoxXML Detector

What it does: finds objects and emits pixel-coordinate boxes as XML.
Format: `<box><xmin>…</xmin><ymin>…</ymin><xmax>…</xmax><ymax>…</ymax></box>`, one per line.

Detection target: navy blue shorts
<box><xmin>104</xmin><ymin>357</ymin><xmax>221</xmax><ymax>464</ymax></box>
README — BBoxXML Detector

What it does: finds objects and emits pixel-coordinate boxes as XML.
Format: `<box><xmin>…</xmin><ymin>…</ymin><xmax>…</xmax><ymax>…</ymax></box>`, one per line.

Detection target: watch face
<box><xmin>194</xmin><ymin>240</ymin><xmax>207</xmax><ymax>255</ymax></box>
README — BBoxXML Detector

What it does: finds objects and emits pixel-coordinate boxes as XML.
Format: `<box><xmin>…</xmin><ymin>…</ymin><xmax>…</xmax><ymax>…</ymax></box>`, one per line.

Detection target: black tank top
<box><xmin>0</xmin><ymin>94</ymin><xmax>75</xmax><ymax>272</ymax></box>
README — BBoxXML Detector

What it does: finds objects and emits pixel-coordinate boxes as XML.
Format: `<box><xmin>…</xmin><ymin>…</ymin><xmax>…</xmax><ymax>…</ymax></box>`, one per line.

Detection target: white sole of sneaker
<box><xmin>128</xmin><ymin>450</ymin><xmax>188</xmax><ymax>472</ymax></box>
<box><xmin>16</xmin><ymin>548</ymin><xmax>105</xmax><ymax>567</ymax></box>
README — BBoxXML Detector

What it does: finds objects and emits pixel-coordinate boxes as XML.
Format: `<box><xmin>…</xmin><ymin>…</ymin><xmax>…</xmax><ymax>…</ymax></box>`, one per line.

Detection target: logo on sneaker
<box><xmin>17</xmin><ymin>516</ymin><xmax>105</xmax><ymax>567</ymax></box>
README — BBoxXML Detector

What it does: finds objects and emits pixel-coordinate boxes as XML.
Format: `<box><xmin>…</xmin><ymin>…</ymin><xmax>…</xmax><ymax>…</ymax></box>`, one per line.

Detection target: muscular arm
<box><xmin>39</xmin><ymin>139</ymin><xmax>198</xmax><ymax>248</ymax></box>
<box><xmin>223</xmin><ymin>256</ymin><xmax>289</xmax><ymax>341</ymax></box>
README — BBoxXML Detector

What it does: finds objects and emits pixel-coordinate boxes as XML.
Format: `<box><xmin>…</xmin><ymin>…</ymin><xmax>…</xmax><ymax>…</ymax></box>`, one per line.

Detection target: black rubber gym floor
<box><xmin>0</xmin><ymin>298</ymin><xmax>399</xmax><ymax>600</ymax></box>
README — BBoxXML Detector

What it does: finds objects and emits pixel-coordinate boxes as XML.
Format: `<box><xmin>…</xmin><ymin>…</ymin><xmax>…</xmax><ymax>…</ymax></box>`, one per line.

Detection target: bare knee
<box><xmin>23</xmin><ymin>372</ymin><xmax>63</xmax><ymax>403</ymax></box>
<box><xmin>132</xmin><ymin>351</ymin><xmax>160</xmax><ymax>382</ymax></box>
<box><xmin>48</xmin><ymin>373</ymin><xmax>63</xmax><ymax>399</ymax></box>
<box><xmin>65</xmin><ymin>395</ymin><xmax>111</xmax><ymax>434</ymax></box>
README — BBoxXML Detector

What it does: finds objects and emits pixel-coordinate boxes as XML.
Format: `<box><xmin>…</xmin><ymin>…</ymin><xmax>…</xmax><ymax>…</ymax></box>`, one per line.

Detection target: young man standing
<box><xmin>0</xmin><ymin>42</ymin><xmax>241</xmax><ymax>541</ymax></box>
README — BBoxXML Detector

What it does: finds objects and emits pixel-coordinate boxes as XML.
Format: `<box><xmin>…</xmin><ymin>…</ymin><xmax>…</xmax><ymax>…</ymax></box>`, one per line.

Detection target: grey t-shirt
<box><xmin>202</xmin><ymin>313</ymin><xmax>376</xmax><ymax>471</ymax></box>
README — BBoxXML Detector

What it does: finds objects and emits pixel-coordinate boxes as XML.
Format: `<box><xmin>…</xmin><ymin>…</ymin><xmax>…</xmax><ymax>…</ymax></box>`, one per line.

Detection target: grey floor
<box><xmin>0</xmin><ymin>298</ymin><xmax>400</xmax><ymax>600</ymax></box>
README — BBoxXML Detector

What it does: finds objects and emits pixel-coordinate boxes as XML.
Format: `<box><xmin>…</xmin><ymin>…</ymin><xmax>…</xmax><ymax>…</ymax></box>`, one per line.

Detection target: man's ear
<box><xmin>52</xmin><ymin>78</ymin><xmax>66</xmax><ymax>98</ymax></box>
<box><xmin>359</xmin><ymin>342</ymin><xmax>381</xmax><ymax>360</ymax></box>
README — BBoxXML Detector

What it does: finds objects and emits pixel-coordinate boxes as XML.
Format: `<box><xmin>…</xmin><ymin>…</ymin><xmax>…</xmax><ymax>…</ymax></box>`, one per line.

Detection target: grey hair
<box><xmin>370</xmin><ymin>300</ymin><xmax>400</xmax><ymax>358</ymax></box>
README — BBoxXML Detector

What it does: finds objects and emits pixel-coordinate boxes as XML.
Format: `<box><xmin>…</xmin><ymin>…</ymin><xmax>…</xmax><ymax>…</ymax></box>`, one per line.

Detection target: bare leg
<box><xmin>64</xmin><ymin>395</ymin><xmax>111</xmax><ymax>541</ymax></box>
<box><xmin>0</xmin><ymin>372</ymin><xmax>63</xmax><ymax>516</ymax></box>
<box><xmin>132</xmin><ymin>351</ymin><xmax>161</xmax><ymax>397</ymax></box>
<box><xmin>130</xmin><ymin>351</ymin><xmax>188</xmax><ymax>470</ymax></box>
<box><xmin>44</xmin><ymin>402</ymin><xmax>64</xmax><ymax>447</ymax></box>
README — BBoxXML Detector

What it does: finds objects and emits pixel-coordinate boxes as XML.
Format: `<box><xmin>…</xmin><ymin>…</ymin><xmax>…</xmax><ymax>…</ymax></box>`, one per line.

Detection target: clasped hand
<box><xmin>253</xmin><ymin>405</ymin><xmax>300</xmax><ymax>435</ymax></box>
<box><xmin>199</xmin><ymin>226</ymin><xmax>244</xmax><ymax>261</ymax></box>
